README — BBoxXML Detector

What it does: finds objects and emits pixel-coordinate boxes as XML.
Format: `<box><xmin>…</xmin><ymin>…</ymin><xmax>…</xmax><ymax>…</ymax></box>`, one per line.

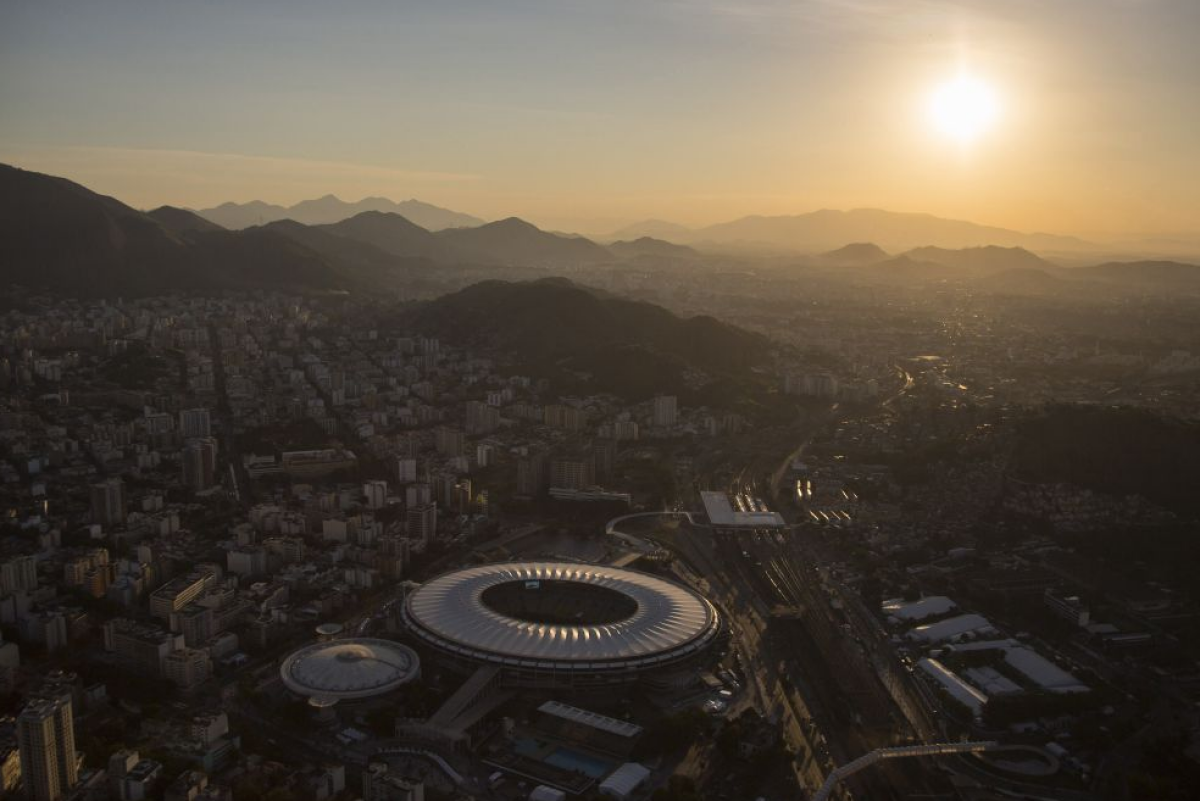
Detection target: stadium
<box><xmin>401</xmin><ymin>561</ymin><xmax>723</xmax><ymax>688</ymax></box>
<box><xmin>279</xmin><ymin>637</ymin><xmax>421</xmax><ymax>706</ymax></box>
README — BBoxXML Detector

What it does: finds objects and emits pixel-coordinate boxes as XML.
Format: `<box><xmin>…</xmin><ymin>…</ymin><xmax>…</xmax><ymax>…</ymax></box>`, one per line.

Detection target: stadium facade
<box><xmin>402</xmin><ymin>562</ymin><xmax>723</xmax><ymax>688</ymax></box>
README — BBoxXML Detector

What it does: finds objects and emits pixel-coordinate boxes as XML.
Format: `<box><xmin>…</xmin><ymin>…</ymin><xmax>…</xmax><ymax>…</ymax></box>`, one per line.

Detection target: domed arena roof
<box><xmin>280</xmin><ymin>637</ymin><xmax>420</xmax><ymax>701</ymax></box>
<box><xmin>402</xmin><ymin>562</ymin><xmax>721</xmax><ymax>672</ymax></box>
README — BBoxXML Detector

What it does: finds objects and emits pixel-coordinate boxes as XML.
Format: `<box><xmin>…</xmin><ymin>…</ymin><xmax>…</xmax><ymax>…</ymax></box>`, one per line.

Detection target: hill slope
<box><xmin>1012</xmin><ymin>406</ymin><xmax>1200</xmax><ymax>516</ymax></box>
<box><xmin>608</xmin><ymin>237</ymin><xmax>700</xmax><ymax>260</ymax></box>
<box><xmin>901</xmin><ymin>245</ymin><xmax>1056</xmax><ymax>274</ymax></box>
<box><xmin>404</xmin><ymin>278</ymin><xmax>764</xmax><ymax>398</ymax></box>
<box><xmin>147</xmin><ymin>206</ymin><xmax>226</xmax><ymax>235</ymax></box>
<box><xmin>0</xmin><ymin>163</ymin><xmax>341</xmax><ymax>294</ymax></box>
<box><xmin>437</xmin><ymin>218</ymin><xmax>614</xmax><ymax>266</ymax></box>
<box><xmin>319</xmin><ymin>211</ymin><xmax>467</xmax><ymax>262</ymax></box>
<box><xmin>820</xmin><ymin>242</ymin><xmax>889</xmax><ymax>265</ymax></box>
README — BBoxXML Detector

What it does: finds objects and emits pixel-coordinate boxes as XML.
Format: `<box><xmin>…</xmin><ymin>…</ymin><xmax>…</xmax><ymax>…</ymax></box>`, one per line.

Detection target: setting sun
<box><xmin>928</xmin><ymin>74</ymin><xmax>1000</xmax><ymax>144</ymax></box>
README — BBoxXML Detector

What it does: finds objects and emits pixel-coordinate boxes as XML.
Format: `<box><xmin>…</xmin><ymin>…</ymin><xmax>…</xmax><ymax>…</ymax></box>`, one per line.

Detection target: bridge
<box><xmin>370</xmin><ymin>746</ymin><xmax>468</xmax><ymax>787</ymax></box>
<box><xmin>811</xmin><ymin>740</ymin><xmax>998</xmax><ymax>801</ymax></box>
<box><xmin>604</xmin><ymin>510</ymin><xmax>698</xmax><ymax>537</ymax></box>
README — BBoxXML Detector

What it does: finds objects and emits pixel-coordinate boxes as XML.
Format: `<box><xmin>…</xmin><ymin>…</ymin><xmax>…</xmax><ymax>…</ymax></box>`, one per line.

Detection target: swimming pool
<box><xmin>544</xmin><ymin>747</ymin><xmax>612</xmax><ymax>778</ymax></box>
<box><xmin>512</xmin><ymin>738</ymin><xmax>613</xmax><ymax>779</ymax></box>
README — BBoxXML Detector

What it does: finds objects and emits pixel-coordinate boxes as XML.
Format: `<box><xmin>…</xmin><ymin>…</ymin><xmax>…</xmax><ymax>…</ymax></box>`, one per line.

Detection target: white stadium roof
<box><xmin>403</xmin><ymin>562</ymin><xmax>721</xmax><ymax>672</ymax></box>
<box><xmin>280</xmin><ymin>637</ymin><xmax>420</xmax><ymax>701</ymax></box>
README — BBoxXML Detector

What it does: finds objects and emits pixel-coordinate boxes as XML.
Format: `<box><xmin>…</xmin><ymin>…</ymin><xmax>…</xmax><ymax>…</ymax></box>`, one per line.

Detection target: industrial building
<box><xmin>699</xmin><ymin>491</ymin><xmax>786</xmax><ymax>529</ymax></box>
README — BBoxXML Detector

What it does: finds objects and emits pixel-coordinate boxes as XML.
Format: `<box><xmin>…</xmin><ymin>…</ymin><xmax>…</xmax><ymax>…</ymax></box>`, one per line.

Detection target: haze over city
<box><xmin>2</xmin><ymin>3</ymin><xmax>1200</xmax><ymax>801</ymax></box>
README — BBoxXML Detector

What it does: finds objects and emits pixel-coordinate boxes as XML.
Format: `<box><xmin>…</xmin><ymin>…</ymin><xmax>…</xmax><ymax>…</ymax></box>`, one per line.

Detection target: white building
<box><xmin>882</xmin><ymin>596</ymin><xmax>957</xmax><ymax>623</ymax></box>
<box><xmin>907</xmin><ymin>614</ymin><xmax>996</xmax><ymax>644</ymax></box>
<box><xmin>179</xmin><ymin>408</ymin><xmax>212</xmax><ymax>439</ymax></box>
<box><xmin>652</xmin><ymin>395</ymin><xmax>678</xmax><ymax>427</ymax></box>
<box><xmin>363</xmin><ymin>480</ymin><xmax>388</xmax><ymax>510</ymax></box>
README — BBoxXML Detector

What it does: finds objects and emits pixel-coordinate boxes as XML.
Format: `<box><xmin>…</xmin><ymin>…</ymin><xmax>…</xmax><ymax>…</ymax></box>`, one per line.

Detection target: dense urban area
<box><xmin>2</xmin><ymin>165</ymin><xmax>1200</xmax><ymax>801</ymax></box>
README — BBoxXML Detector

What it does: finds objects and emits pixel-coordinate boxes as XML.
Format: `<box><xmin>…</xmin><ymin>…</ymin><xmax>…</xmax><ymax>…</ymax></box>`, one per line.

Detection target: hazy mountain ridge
<box><xmin>436</xmin><ymin>217</ymin><xmax>614</xmax><ymax>267</ymax></box>
<box><xmin>0</xmin><ymin>164</ymin><xmax>342</xmax><ymax>294</ymax></box>
<box><xmin>901</xmin><ymin>245</ymin><xmax>1056</xmax><ymax>273</ymax></box>
<box><xmin>402</xmin><ymin>278</ymin><xmax>765</xmax><ymax>398</ymax></box>
<box><xmin>196</xmin><ymin>194</ymin><xmax>484</xmax><ymax>231</ymax></box>
<box><xmin>7</xmin><ymin>163</ymin><xmax>1200</xmax><ymax>299</ymax></box>
<box><xmin>819</xmin><ymin>242</ymin><xmax>890</xmax><ymax>265</ymax></box>
<box><xmin>608</xmin><ymin>237</ymin><xmax>701</xmax><ymax>260</ymax></box>
<box><xmin>318</xmin><ymin>211</ymin><xmax>468</xmax><ymax>263</ymax></box>
<box><xmin>615</xmin><ymin>209</ymin><xmax>1094</xmax><ymax>254</ymax></box>
<box><xmin>1077</xmin><ymin>260</ymin><xmax>1200</xmax><ymax>287</ymax></box>
<box><xmin>147</xmin><ymin>206</ymin><xmax>226</xmax><ymax>236</ymax></box>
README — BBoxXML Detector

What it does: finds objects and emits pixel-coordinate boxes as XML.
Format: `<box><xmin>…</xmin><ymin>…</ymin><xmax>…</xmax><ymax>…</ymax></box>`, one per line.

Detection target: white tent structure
<box><xmin>598</xmin><ymin>763</ymin><xmax>651</xmax><ymax>800</ymax></box>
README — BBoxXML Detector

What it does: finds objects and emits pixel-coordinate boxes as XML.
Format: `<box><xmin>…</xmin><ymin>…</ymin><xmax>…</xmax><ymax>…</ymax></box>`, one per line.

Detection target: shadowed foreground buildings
<box><xmin>17</xmin><ymin>695</ymin><xmax>77</xmax><ymax>801</ymax></box>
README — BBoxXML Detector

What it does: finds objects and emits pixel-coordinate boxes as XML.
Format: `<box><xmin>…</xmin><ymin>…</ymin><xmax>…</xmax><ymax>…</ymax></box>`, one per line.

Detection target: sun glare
<box><xmin>928</xmin><ymin>74</ymin><xmax>1000</xmax><ymax>144</ymax></box>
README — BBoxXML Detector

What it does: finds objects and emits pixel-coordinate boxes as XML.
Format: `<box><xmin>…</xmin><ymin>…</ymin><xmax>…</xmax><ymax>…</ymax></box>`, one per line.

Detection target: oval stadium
<box><xmin>279</xmin><ymin>637</ymin><xmax>421</xmax><ymax>704</ymax></box>
<box><xmin>401</xmin><ymin>561</ymin><xmax>723</xmax><ymax>688</ymax></box>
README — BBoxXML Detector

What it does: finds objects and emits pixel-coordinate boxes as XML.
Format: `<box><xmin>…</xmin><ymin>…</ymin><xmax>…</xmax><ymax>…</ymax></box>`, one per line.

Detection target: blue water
<box><xmin>511</xmin><ymin>738</ymin><xmax>611</xmax><ymax>779</ymax></box>
<box><xmin>544</xmin><ymin>748</ymin><xmax>611</xmax><ymax>778</ymax></box>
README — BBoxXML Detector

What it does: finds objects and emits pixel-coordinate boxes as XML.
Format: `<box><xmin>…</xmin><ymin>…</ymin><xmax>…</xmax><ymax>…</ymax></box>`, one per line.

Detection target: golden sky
<box><xmin>1</xmin><ymin>1</ymin><xmax>1197</xmax><ymax>238</ymax></box>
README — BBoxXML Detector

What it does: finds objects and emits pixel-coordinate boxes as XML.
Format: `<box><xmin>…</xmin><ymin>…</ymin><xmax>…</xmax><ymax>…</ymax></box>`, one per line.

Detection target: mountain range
<box><xmin>196</xmin><ymin>194</ymin><xmax>485</xmax><ymax>231</ymax></box>
<box><xmin>4</xmin><ymin>162</ymin><xmax>1200</xmax><ymax>299</ymax></box>
<box><xmin>0</xmin><ymin>164</ymin><xmax>623</xmax><ymax>295</ymax></box>
<box><xmin>611</xmin><ymin>209</ymin><xmax>1093</xmax><ymax>254</ymax></box>
<box><xmin>0</xmin><ymin>164</ymin><xmax>341</xmax><ymax>295</ymax></box>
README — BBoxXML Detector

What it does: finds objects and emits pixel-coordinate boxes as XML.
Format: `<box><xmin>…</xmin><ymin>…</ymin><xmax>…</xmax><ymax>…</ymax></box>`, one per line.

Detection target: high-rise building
<box><xmin>149</xmin><ymin>567</ymin><xmax>220</xmax><ymax>622</ymax></box>
<box><xmin>465</xmin><ymin>401</ymin><xmax>501</xmax><ymax>435</ymax></box>
<box><xmin>103</xmin><ymin>618</ymin><xmax>183</xmax><ymax>677</ymax></box>
<box><xmin>452</xmin><ymin>479</ymin><xmax>473</xmax><ymax>514</ymax></box>
<box><xmin>405</xmin><ymin>483</ymin><xmax>432</xmax><ymax>508</ymax></box>
<box><xmin>17</xmin><ymin>695</ymin><xmax>78</xmax><ymax>801</ymax></box>
<box><xmin>550</xmin><ymin>456</ymin><xmax>593</xmax><ymax>491</ymax></box>
<box><xmin>1</xmin><ymin>738</ymin><xmax>18</xmax><ymax>795</ymax></box>
<box><xmin>474</xmin><ymin>444</ymin><xmax>493</xmax><ymax>469</ymax></box>
<box><xmin>516</xmin><ymin>452</ymin><xmax>548</xmax><ymax>498</ymax></box>
<box><xmin>182</xmin><ymin>438</ymin><xmax>218</xmax><ymax>491</ymax></box>
<box><xmin>432</xmin><ymin>472</ymin><xmax>458</xmax><ymax>510</ymax></box>
<box><xmin>170</xmin><ymin>605</ymin><xmax>215</xmax><ymax>648</ymax></box>
<box><xmin>0</xmin><ymin>555</ymin><xmax>38</xmax><ymax>596</ymax></box>
<box><xmin>613</xmin><ymin>419</ymin><xmax>640</xmax><ymax>441</ymax></box>
<box><xmin>434</xmin><ymin>427</ymin><xmax>465</xmax><ymax>456</ymax></box>
<box><xmin>178</xmin><ymin>408</ymin><xmax>212</xmax><ymax>439</ymax></box>
<box><xmin>592</xmin><ymin>438</ymin><xmax>617</xmax><ymax>485</ymax></box>
<box><xmin>363</xmin><ymin>480</ymin><xmax>388</xmax><ymax>510</ymax></box>
<box><xmin>543</xmin><ymin>404</ymin><xmax>584</xmax><ymax>432</ymax></box>
<box><xmin>406</xmin><ymin>503</ymin><xmax>437</xmax><ymax>548</ymax></box>
<box><xmin>89</xmin><ymin>478</ymin><xmax>126</xmax><ymax>527</ymax></box>
<box><xmin>652</xmin><ymin>395</ymin><xmax>678</xmax><ymax>427</ymax></box>
<box><xmin>163</xmin><ymin>648</ymin><xmax>212</xmax><ymax>692</ymax></box>
<box><xmin>396</xmin><ymin>458</ymin><xmax>418</xmax><ymax>484</ymax></box>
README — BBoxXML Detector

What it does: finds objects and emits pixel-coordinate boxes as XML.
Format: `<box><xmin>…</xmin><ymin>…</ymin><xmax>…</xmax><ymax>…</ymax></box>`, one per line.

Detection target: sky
<box><xmin>1</xmin><ymin>0</ymin><xmax>1197</xmax><ymax>237</ymax></box>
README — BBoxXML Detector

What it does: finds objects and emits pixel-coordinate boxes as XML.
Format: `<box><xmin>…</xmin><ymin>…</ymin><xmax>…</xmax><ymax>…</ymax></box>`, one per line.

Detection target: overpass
<box><xmin>604</xmin><ymin>510</ymin><xmax>698</xmax><ymax>536</ymax></box>
<box><xmin>370</xmin><ymin>746</ymin><xmax>467</xmax><ymax>786</ymax></box>
<box><xmin>811</xmin><ymin>741</ymin><xmax>998</xmax><ymax>801</ymax></box>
